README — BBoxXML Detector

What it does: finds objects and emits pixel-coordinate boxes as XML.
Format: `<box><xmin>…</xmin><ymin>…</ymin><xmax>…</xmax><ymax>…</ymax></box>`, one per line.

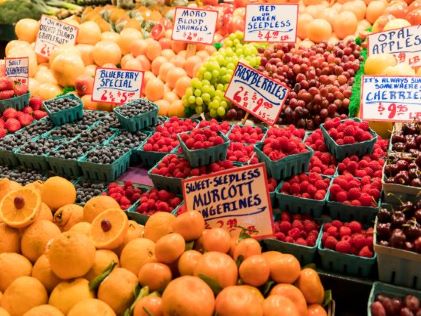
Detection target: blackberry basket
<box><xmin>78</xmin><ymin>149</ymin><xmax>131</xmax><ymax>182</ymax></box>
<box><xmin>254</xmin><ymin>142</ymin><xmax>314</xmax><ymax>180</ymax></box>
<box><xmin>44</xmin><ymin>94</ymin><xmax>84</xmax><ymax>126</ymax></box>
<box><xmin>320</xmin><ymin>118</ymin><xmax>378</xmax><ymax>161</ymax></box>
<box><xmin>177</xmin><ymin>130</ymin><xmax>229</xmax><ymax>168</ymax></box>
<box><xmin>114</xmin><ymin>99</ymin><xmax>159</xmax><ymax>132</ymax></box>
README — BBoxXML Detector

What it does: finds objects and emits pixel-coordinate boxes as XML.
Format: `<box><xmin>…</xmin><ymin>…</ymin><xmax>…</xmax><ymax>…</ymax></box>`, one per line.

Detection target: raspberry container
<box><xmin>44</xmin><ymin>94</ymin><xmax>84</xmax><ymax>126</ymax></box>
<box><xmin>275</xmin><ymin>175</ymin><xmax>332</xmax><ymax>218</ymax></box>
<box><xmin>0</xmin><ymin>92</ymin><xmax>30</xmax><ymax>113</ymax></box>
<box><xmin>133</xmin><ymin>136</ymin><xmax>179</xmax><ymax>169</ymax></box>
<box><xmin>374</xmin><ymin>217</ymin><xmax>421</xmax><ymax>290</ymax></box>
<box><xmin>78</xmin><ymin>148</ymin><xmax>131</xmax><ymax>182</ymax></box>
<box><xmin>326</xmin><ymin>197</ymin><xmax>379</xmax><ymax>224</ymax></box>
<box><xmin>177</xmin><ymin>130</ymin><xmax>229</xmax><ymax>168</ymax></box>
<box><xmin>317</xmin><ymin>224</ymin><xmax>377</xmax><ymax>277</ymax></box>
<box><xmin>320</xmin><ymin>118</ymin><xmax>378</xmax><ymax>162</ymax></box>
<box><xmin>261</xmin><ymin>226</ymin><xmax>323</xmax><ymax>266</ymax></box>
<box><xmin>254</xmin><ymin>142</ymin><xmax>314</xmax><ymax>180</ymax></box>
<box><xmin>147</xmin><ymin>156</ymin><xmax>184</xmax><ymax>194</ymax></box>
<box><xmin>367</xmin><ymin>282</ymin><xmax>421</xmax><ymax>316</ymax></box>
<box><xmin>114</xmin><ymin>99</ymin><xmax>159</xmax><ymax>132</ymax></box>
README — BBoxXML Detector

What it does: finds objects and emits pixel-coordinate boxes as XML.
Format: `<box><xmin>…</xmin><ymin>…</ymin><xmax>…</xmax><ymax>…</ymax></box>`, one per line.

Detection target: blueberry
<box><xmin>45</xmin><ymin>96</ymin><xmax>79</xmax><ymax>113</ymax></box>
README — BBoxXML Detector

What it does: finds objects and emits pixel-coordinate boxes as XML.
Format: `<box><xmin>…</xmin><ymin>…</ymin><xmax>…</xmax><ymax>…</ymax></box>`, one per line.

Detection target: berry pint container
<box><xmin>113</xmin><ymin>99</ymin><xmax>159</xmax><ymax>132</ymax></box>
<box><xmin>43</xmin><ymin>94</ymin><xmax>84</xmax><ymax>126</ymax></box>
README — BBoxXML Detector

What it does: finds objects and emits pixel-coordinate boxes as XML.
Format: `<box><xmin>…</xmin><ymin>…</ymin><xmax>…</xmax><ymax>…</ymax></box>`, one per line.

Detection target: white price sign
<box><xmin>225</xmin><ymin>62</ymin><xmax>289</xmax><ymax>125</ymax></box>
<box><xmin>92</xmin><ymin>68</ymin><xmax>144</xmax><ymax>104</ymax></box>
<box><xmin>360</xmin><ymin>75</ymin><xmax>421</xmax><ymax>122</ymax></box>
<box><xmin>368</xmin><ymin>25</ymin><xmax>421</xmax><ymax>68</ymax></box>
<box><xmin>5</xmin><ymin>57</ymin><xmax>29</xmax><ymax>86</ymax></box>
<box><xmin>35</xmin><ymin>15</ymin><xmax>78</xmax><ymax>58</ymax></box>
<box><xmin>172</xmin><ymin>7</ymin><xmax>218</xmax><ymax>44</ymax></box>
<box><xmin>244</xmin><ymin>4</ymin><xmax>298</xmax><ymax>43</ymax></box>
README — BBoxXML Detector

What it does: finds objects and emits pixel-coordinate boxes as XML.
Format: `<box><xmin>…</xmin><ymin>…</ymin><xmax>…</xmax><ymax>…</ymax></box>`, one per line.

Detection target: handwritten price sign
<box><xmin>368</xmin><ymin>25</ymin><xmax>421</xmax><ymax>68</ymax></box>
<box><xmin>92</xmin><ymin>68</ymin><xmax>143</xmax><ymax>104</ymax></box>
<box><xmin>244</xmin><ymin>4</ymin><xmax>298</xmax><ymax>43</ymax></box>
<box><xmin>172</xmin><ymin>7</ymin><xmax>218</xmax><ymax>44</ymax></box>
<box><xmin>5</xmin><ymin>57</ymin><xmax>29</xmax><ymax>86</ymax></box>
<box><xmin>225</xmin><ymin>62</ymin><xmax>289</xmax><ymax>125</ymax></box>
<box><xmin>35</xmin><ymin>16</ymin><xmax>78</xmax><ymax>58</ymax></box>
<box><xmin>360</xmin><ymin>76</ymin><xmax>421</xmax><ymax>122</ymax></box>
<box><xmin>182</xmin><ymin>163</ymin><xmax>274</xmax><ymax>238</ymax></box>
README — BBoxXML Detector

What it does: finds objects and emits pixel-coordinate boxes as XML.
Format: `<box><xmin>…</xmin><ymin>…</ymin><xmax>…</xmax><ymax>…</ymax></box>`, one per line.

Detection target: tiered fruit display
<box><xmin>0</xmin><ymin>175</ymin><xmax>329</xmax><ymax>316</ymax></box>
<box><xmin>182</xmin><ymin>32</ymin><xmax>260</xmax><ymax>118</ymax></box>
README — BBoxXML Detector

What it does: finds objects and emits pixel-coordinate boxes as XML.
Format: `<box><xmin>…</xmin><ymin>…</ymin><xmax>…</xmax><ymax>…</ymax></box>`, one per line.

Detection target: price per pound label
<box><xmin>5</xmin><ymin>57</ymin><xmax>29</xmax><ymax>86</ymax></box>
<box><xmin>172</xmin><ymin>7</ymin><xmax>218</xmax><ymax>44</ymax></box>
<box><xmin>244</xmin><ymin>4</ymin><xmax>298</xmax><ymax>43</ymax></box>
<box><xmin>360</xmin><ymin>75</ymin><xmax>421</xmax><ymax>122</ymax></box>
<box><xmin>92</xmin><ymin>68</ymin><xmax>144</xmax><ymax>104</ymax></box>
<box><xmin>368</xmin><ymin>25</ymin><xmax>421</xmax><ymax>68</ymax></box>
<box><xmin>225</xmin><ymin>62</ymin><xmax>289</xmax><ymax>125</ymax></box>
<box><xmin>35</xmin><ymin>16</ymin><xmax>78</xmax><ymax>58</ymax></box>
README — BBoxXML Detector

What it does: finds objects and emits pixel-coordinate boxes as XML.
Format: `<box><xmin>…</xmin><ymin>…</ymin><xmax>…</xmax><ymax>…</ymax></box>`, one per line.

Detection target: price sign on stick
<box><xmin>244</xmin><ymin>4</ymin><xmax>298</xmax><ymax>43</ymax></box>
<box><xmin>225</xmin><ymin>62</ymin><xmax>289</xmax><ymax>125</ymax></box>
<box><xmin>92</xmin><ymin>68</ymin><xmax>144</xmax><ymax>104</ymax></box>
<box><xmin>182</xmin><ymin>163</ymin><xmax>274</xmax><ymax>238</ymax></box>
<box><xmin>360</xmin><ymin>75</ymin><xmax>421</xmax><ymax>122</ymax></box>
<box><xmin>35</xmin><ymin>15</ymin><xmax>78</xmax><ymax>58</ymax></box>
<box><xmin>368</xmin><ymin>25</ymin><xmax>421</xmax><ymax>68</ymax></box>
<box><xmin>5</xmin><ymin>57</ymin><xmax>29</xmax><ymax>87</ymax></box>
<box><xmin>172</xmin><ymin>7</ymin><xmax>218</xmax><ymax>44</ymax></box>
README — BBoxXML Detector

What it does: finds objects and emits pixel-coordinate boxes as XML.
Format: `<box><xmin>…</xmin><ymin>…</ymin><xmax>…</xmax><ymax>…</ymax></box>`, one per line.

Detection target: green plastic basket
<box><xmin>327</xmin><ymin>198</ymin><xmax>379</xmax><ymax>224</ymax></box>
<box><xmin>320</xmin><ymin>118</ymin><xmax>378</xmax><ymax>162</ymax></box>
<box><xmin>254</xmin><ymin>142</ymin><xmax>314</xmax><ymax>180</ymax></box>
<box><xmin>78</xmin><ymin>150</ymin><xmax>131</xmax><ymax>182</ymax></box>
<box><xmin>177</xmin><ymin>130</ymin><xmax>229</xmax><ymax>168</ymax></box>
<box><xmin>318</xmin><ymin>224</ymin><xmax>377</xmax><ymax>277</ymax></box>
<box><xmin>0</xmin><ymin>149</ymin><xmax>19</xmax><ymax>167</ymax></box>
<box><xmin>147</xmin><ymin>157</ymin><xmax>183</xmax><ymax>194</ymax></box>
<box><xmin>15</xmin><ymin>152</ymin><xmax>49</xmax><ymax>171</ymax></box>
<box><xmin>44</xmin><ymin>94</ymin><xmax>84</xmax><ymax>126</ymax></box>
<box><xmin>134</xmin><ymin>137</ymin><xmax>179</xmax><ymax>168</ymax></box>
<box><xmin>114</xmin><ymin>100</ymin><xmax>159</xmax><ymax>132</ymax></box>
<box><xmin>367</xmin><ymin>282</ymin><xmax>421</xmax><ymax>316</ymax></box>
<box><xmin>0</xmin><ymin>93</ymin><xmax>30</xmax><ymax>114</ymax></box>
<box><xmin>47</xmin><ymin>156</ymin><xmax>82</xmax><ymax>178</ymax></box>
<box><xmin>261</xmin><ymin>227</ymin><xmax>322</xmax><ymax>266</ymax></box>
<box><xmin>275</xmin><ymin>176</ymin><xmax>332</xmax><ymax>218</ymax></box>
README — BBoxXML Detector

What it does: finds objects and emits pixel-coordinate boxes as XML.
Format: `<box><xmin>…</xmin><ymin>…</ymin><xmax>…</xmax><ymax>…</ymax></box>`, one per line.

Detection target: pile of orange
<box><xmin>0</xmin><ymin>175</ymin><xmax>328</xmax><ymax>316</ymax></box>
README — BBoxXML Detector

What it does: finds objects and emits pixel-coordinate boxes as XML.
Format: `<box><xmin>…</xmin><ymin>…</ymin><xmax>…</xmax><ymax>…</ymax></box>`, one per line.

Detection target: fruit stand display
<box><xmin>0</xmin><ymin>0</ymin><xmax>420</xmax><ymax>315</ymax></box>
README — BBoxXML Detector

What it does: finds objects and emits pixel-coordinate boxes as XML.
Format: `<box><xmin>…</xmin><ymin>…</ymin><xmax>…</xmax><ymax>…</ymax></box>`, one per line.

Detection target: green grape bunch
<box><xmin>182</xmin><ymin>32</ymin><xmax>260</xmax><ymax>118</ymax></box>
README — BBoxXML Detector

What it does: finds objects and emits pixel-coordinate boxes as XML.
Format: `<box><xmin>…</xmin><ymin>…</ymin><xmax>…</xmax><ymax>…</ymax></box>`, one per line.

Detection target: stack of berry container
<box><xmin>254</xmin><ymin>125</ymin><xmax>314</xmax><ymax>180</ymax></box>
<box><xmin>177</xmin><ymin>128</ymin><xmax>230</xmax><ymax>168</ymax></box>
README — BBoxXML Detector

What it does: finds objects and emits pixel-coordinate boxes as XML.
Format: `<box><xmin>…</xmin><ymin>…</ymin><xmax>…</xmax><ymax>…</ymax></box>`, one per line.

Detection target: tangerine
<box><xmin>308</xmin><ymin>304</ymin><xmax>328</xmax><ymax>316</ymax></box>
<box><xmin>161</xmin><ymin>276</ymin><xmax>214</xmax><ymax>316</ymax></box>
<box><xmin>155</xmin><ymin>233</ymin><xmax>185</xmax><ymax>264</ymax></box>
<box><xmin>133</xmin><ymin>296</ymin><xmax>163</xmax><ymax>316</ymax></box>
<box><xmin>295</xmin><ymin>268</ymin><xmax>325</xmax><ymax>305</ymax></box>
<box><xmin>49</xmin><ymin>278</ymin><xmax>94</xmax><ymax>314</ymax></box>
<box><xmin>262</xmin><ymin>252</ymin><xmax>301</xmax><ymax>284</ymax></box>
<box><xmin>91</xmin><ymin>209</ymin><xmax>128</xmax><ymax>249</ymax></box>
<box><xmin>22</xmin><ymin>305</ymin><xmax>64</xmax><ymax>316</ymax></box>
<box><xmin>69</xmin><ymin>222</ymin><xmax>92</xmax><ymax>236</ymax></box>
<box><xmin>41</xmin><ymin>177</ymin><xmax>76</xmax><ymax>210</ymax></box>
<box><xmin>0</xmin><ymin>223</ymin><xmax>20</xmax><ymax>253</ymax></box>
<box><xmin>120</xmin><ymin>238</ymin><xmax>156</xmax><ymax>275</ymax></box>
<box><xmin>0</xmin><ymin>179</ymin><xmax>21</xmax><ymax>201</ymax></box>
<box><xmin>85</xmin><ymin>250</ymin><xmax>119</xmax><ymax>281</ymax></box>
<box><xmin>138</xmin><ymin>262</ymin><xmax>172</xmax><ymax>291</ymax></box>
<box><xmin>201</xmin><ymin>228</ymin><xmax>231</xmax><ymax>253</ymax></box>
<box><xmin>194</xmin><ymin>252</ymin><xmax>238</xmax><ymax>288</ymax></box>
<box><xmin>269</xmin><ymin>284</ymin><xmax>308</xmax><ymax>316</ymax></box>
<box><xmin>215</xmin><ymin>285</ymin><xmax>264</xmax><ymax>316</ymax></box>
<box><xmin>263</xmin><ymin>295</ymin><xmax>300</xmax><ymax>316</ymax></box>
<box><xmin>0</xmin><ymin>253</ymin><xmax>32</xmax><ymax>291</ymax></box>
<box><xmin>53</xmin><ymin>204</ymin><xmax>84</xmax><ymax>231</ymax></box>
<box><xmin>172</xmin><ymin>210</ymin><xmax>205</xmax><ymax>241</ymax></box>
<box><xmin>32</xmin><ymin>254</ymin><xmax>62</xmax><ymax>293</ymax></box>
<box><xmin>178</xmin><ymin>250</ymin><xmax>202</xmax><ymax>276</ymax></box>
<box><xmin>83</xmin><ymin>196</ymin><xmax>120</xmax><ymax>223</ymax></box>
<box><xmin>67</xmin><ymin>298</ymin><xmax>116</xmax><ymax>316</ymax></box>
<box><xmin>35</xmin><ymin>203</ymin><xmax>53</xmax><ymax>222</ymax></box>
<box><xmin>232</xmin><ymin>237</ymin><xmax>262</xmax><ymax>260</ymax></box>
<box><xmin>143</xmin><ymin>212</ymin><xmax>175</xmax><ymax>242</ymax></box>
<box><xmin>239</xmin><ymin>255</ymin><xmax>270</xmax><ymax>287</ymax></box>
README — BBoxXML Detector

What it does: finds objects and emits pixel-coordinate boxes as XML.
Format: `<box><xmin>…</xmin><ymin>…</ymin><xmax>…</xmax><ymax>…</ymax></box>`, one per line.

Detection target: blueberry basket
<box><xmin>114</xmin><ymin>99</ymin><xmax>159</xmax><ymax>132</ymax></box>
<box><xmin>374</xmin><ymin>217</ymin><xmax>421</xmax><ymax>290</ymax></box>
<box><xmin>78</xmin><ymin>149</ymin><xmax>131</xmax><ymax>182</ymax></box>
<box><xmin>320</xmin><ymin>118</ymin><xmax>378</xmax><ymax>162</ymax></box>
<box><xmin>177</xmin><ymin>130</ymin><xmax>229</xmax><ymax>168</ymax></box>
<box><xmin>15</xmin><ymin>152</ymin><xmax>49</xmax><ymax>171</ymax></box>
<box><xmin>261</xmin><ymin>227</ymin><xmax>322</xmax><ymax>266</ymax></box>
<box><xmin>0</xmin><ymin>147</ymin><xmax>20</xmax><ymax>167</ymax></box>
<box><xmin>44</xmin><ymin>94</ymin><xmax>84</xmax><ymax>126</ymax></box>
<box><xmin>254</xmin><ymin>142</ymin><xmax>314</xmax><ymax>180</ymax></box>
<box><xmin>47</xmin><ymin>155</ymin><xmax>82</xmax><ymax>178</ymax></box>
<box><xmin>0</xmin><ymin>93</ymin><xmax>30</xmax><ymax>114</ymax></box>
<box><xmin>318</xmin><ymin>224</ymin><xmax>377</xmax><ymax>277</ymax></box>
<box><xmin>367</xmin><ymin>282</ymin><xmax>421</xmax><ymax>316</ymax></box>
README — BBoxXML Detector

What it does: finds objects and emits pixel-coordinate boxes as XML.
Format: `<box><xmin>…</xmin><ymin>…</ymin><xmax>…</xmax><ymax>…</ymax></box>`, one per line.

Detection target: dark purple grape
<box><xmin>389</xmin><ymin>229</ymin><xmax>406</xmax><ymax>248</ymax></box>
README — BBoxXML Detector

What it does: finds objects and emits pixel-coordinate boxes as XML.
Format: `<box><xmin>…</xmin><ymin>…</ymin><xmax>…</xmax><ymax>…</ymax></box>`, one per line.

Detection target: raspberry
<box><xmin>280</xmin><ymin>212</ymin><xmax>291</xmax><ymax>222</ymax></box>
<box><xmin>339</xmin><ymin>226</ymin><xmax>352</xmax><ymax>237</ymax></box>
<box><xmin>349</xmin><ymin>221</ymin><xmax>362</xmax><ymax>233</ymax></box>
<box><xmin>351</xmin><ymin>233</ymin><xmax>366</xmax><ymax>250</ymax></box>
<box><xmin>295</xmin><ymin>238</ymin><xmax>307</xmax><ymax>246</ymax></box>
<box><xmin>292</xmin><ymin>220</ymin><xmax>304</xmax><ymax>231</ymax></box>
<box><xmin>331</xmin><ymin>220</ymin><xmax>343</xmax><ymax>228</ymax></box>
<box><xmin>324</xmin><ymin>236</ymin><xmax>338</xmax><ymax>249</ymax></box>
<box><xmin>365</xmin><ymin>236</ymin><xmax>374</xmax><ymax>249</ymax></box>
<box><xmin>303</xmin><ymin>219</ymin><xmax>317</xmax><ymax>233</ymax></box>
<box><xmin>326</xmin><ymin>226</ymin><xmax>338</xmax><ymax>237</ymax></box>
<box><xmin>278</xmin><ymin>221</ymin><xmax>292</xmax><ymax>234</ymax></box>
<box><xmin>275</xmin><ymin>232</ymin><xmax>286</xmax><ymax>241</ymax></box>
<box><xmin>335</xmin><ymin>191</ymin><xmax>347</xmax><ymax>202</ymax></box>
<box><xmin>347</xmin><ymin>188</ymin><xmax>361</xmax><ymax>200</ymax></box>
<box><xmin>359</xmin><ymin>193</ymin><xmax>373</xmax><ymax>206</ymax></box>
<box><xmin>285</xmin><ymin>236</ymin><xmax>294</xmax><ymax>243</ymax></box>
<box><xmin>360</xmin><ymin>121</ymin><xmax>369</xmax><ymax>130</ymax></box>
<box><xmin>335</xmin><ymin>240</ymin><xmax>352</xmax><ymax>253</ymax></box>
<box><xmin>344</xmin><ymin>126</ymin><xmax>355</xmax><ymax>136</ymax></box>
<box><xmin>329</xmin><ymin>184</ymin><xmax>341</xmax><ymax>196</ymax></box>
<box><xmin>314</xmin><ymin>190</ymin><xmax>326</xmax><ymax>200</ymax></box>
<box><xmin>358</xmin><ymin>245</ymin><xmax>373</xmax><ymax>257</ymax></box>
<box><xmin>288</xmin><ymin>227</ymin><xmax>301</xmax><ymax>239</ymax></box>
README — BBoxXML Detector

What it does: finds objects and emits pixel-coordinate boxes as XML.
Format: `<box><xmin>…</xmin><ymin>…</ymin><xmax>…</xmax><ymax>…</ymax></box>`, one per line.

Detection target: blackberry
<box><xmin>44</xmin><ymin>96</ymin><xmax>79</xmax><ymax>113</ymax></box>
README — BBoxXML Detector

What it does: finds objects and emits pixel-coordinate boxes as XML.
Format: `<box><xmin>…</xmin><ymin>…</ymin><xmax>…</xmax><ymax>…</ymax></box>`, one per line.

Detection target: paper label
<box><xmin>92</xmin><ymin>68</ymin><xmax>144</xmax><ymax>104</ymax></box>
<box><xmin>35</xmin><ymin>16</ymin><xmax>78</xmax><ymax>58</ymax></box>
<box><xmin>5</xmin><ymin>57</ymin><xmax>29</xmax><ymax>86</ymax></box>
<box><xmin>368</xmin><ymin>25</ymin><xmax>421</xmax><ymax>68</ymax></box>
<box><xmin>182</xmin><ymin>163</ymin><xmax>274</xmax><ymax>238</ymax></box>
<box><xmin>244</xmin><ymin>4</ymin><xmax>298</xmax><ymax>43</ymax></box>
<box><xmin>225</xmin><ymin>62</ymin><xmax>289</xmax><ymax>125</ymax></box>
<box><xmin>172</xmin><ymin>7</ymin><xmax>218</xmax><ymax>44</ymax></box>
<box><xmin>360</xmin><ymin>75</ymin><xmax>421</xmax><ymax>122</ymax></box>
